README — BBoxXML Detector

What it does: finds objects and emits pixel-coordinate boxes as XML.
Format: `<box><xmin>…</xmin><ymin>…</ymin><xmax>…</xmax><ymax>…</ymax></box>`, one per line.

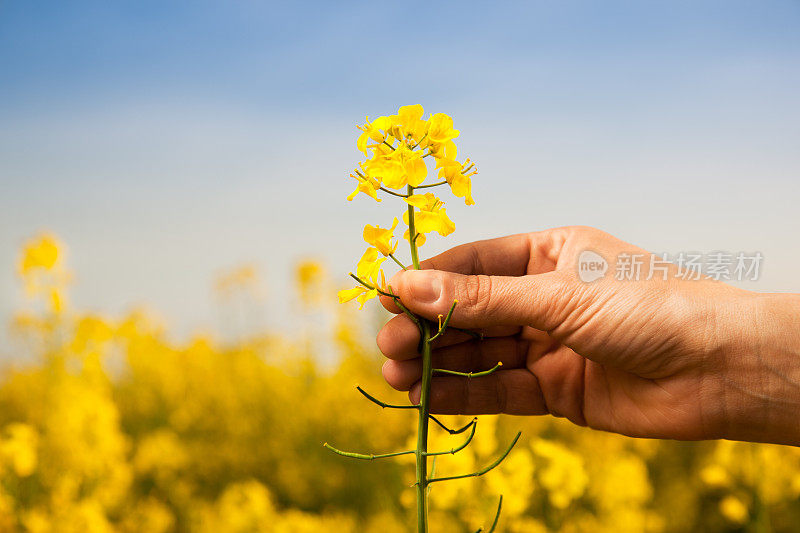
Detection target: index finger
<box><xmin>420</xmin><ymin>233</ymin><xmax>533</xmax><ymax>276</ymax></box>
<box><xmin>381</xmin><ymin>229</ymin><xmax>566</xmax><ymax>313</ymax></box>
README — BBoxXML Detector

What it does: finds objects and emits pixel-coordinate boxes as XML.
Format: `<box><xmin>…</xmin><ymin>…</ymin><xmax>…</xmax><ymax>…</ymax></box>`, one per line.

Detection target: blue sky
<box><xmin>1</xmin><ymin>1</ymin><xmax>799</xmax><ymax>349</ymax></box>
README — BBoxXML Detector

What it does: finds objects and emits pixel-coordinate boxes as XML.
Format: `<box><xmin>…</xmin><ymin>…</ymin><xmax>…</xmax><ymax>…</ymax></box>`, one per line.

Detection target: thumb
<box><xmin>388</xmin><ymin>269</ymin><xmax>578</xmax><ymax>331</ymax></box>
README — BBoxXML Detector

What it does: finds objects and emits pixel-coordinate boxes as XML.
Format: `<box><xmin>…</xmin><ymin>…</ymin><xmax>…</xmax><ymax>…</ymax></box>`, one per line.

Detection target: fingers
<box><xmin>382</xmin><ymin>336</ymin><xmax>529</xmax><ymax>390</ymax></box>
<box><xmin>419</xmin><ymin>233</ymin><xmax>533</xmax><ymax>276</ymax></box>
<box><xmin>387</xmin><ymin>268</ymin><xmax>578</xmax><ymax>331</ymax></box>
<box><xmin>379</xmin><ymin>229</ymin><xmax>566</xmax><ymax>314</ymax></box>
<box><xmin>408</xmin><ymin>369</ymin><xmax>549</xmax><ymax>416</ymax></box>
<box><xmin>376</xmin><ymin>312</ymin><xmax>519</xmax><ymax>361</ymax></box>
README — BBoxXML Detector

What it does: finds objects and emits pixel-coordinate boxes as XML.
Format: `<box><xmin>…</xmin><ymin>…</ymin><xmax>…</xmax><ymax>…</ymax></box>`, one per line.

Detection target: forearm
<box><xmin>718</xmin><ymin>292</ymin><xmax>800</xmax><ymax>446</ymax></box>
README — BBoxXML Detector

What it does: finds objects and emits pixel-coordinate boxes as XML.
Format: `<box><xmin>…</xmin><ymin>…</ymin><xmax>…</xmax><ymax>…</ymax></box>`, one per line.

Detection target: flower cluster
<box><xmin>339</xmin><ymin>105</ymin><xmax>477</xmax><ymax>309</ymax></box>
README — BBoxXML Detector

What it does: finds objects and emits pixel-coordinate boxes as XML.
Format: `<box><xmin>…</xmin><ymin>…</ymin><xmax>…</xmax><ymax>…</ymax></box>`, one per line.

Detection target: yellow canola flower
<box><xmin>403</xmin><ymin>193</ymin><xmax>456</xmax><ymax>237</ymax></box>
<box><xmin>363</xmin><ymin>218</ymin><xmax>398</xmax><ymax>256</ymax></box>
<box><xmin>337</xmin><ymin>286</ymin><xmax>378</xmax><ymax>310</ymax></box>
<box><xmin>339</xmin><ymin>248</ymin><xmax>388</xmax><ymax>309</ymax></box>
<box><xmin>355</xmin><ymin>248</ymin><xmax>385</xmax><ymax>282</ymax></box>
<box><xmin>532</xmin><ymin>438</ymin><xmax>588</xmax><ymax>510</ymax></box>
<box><xmin>356</xmin><ymin>116</ymin><xmax>392</xmax><ymax>155</ymax></box>
<box><xmin>19</xmin><ymin>233</ymin><xmax>61</xmax><ymax>274</ymax></box>
<box><xmin>719</xmin><ymin>495</ymin><xmax>748</xmax><ymax>524</ymax></box>
<box><xmin>426</xmin><ymin>113</ymin><xmax>460</xmax><ymax>144</ymax></box>
<box><xmin>392</xmin><ymin>144</ymin><xmax>428</xmax><ymax>187</ymax></box>
<box><xmin>0</xmin><ymin>423</ymin><xmax>38</xmax><ymax>477</ymax></box>
<box><xmin>347</xmin><ymin>171</ymin><xmax>381</xmax><ymax>202</ymax></box>
<box><xmin>429</xmin><ymin>139</ymin><xmax>458</xmax><ymax>161</ymax></box>
<box><xmin>438</xmin><ymin>158</ymin><xmax>477</xmax><ymax>206</ymax></box>
<box><xmin>363</xmin><ymin>152</ymin><xmax>405</xmax><ymax>190</ymax></box>
<box><xmin>364</xmin><ymin>144</ymin><xmax>426</xmax><ymax>190</ymax></box>
<box><xmin>389</xmin><ymin>104</ymin><xmax>428</xmax><ymax>145</ymax></box>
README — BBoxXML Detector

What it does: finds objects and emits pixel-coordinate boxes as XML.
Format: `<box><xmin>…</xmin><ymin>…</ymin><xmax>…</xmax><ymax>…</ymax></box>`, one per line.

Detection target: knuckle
<box><xmin>462</xmin><ymin>274</ymin><xmax>493</xmax><ymax>315</ymax></box>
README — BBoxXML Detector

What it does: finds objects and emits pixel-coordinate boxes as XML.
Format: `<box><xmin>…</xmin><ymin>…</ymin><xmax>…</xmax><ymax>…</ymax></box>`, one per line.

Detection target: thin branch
<box><xmin>487</xmin><ymin>496</ymin><xmax>503</xmax><ymax>533</ymax></box>
<box><xmin>428</xmin><ymin>415</ymin><xmax>475</xmax><ymax>435</ymax></box>
<box><xmin>388</xmin><ymin>253</ymin><xmax>408</xmax><ymax>270</ymax></box>
<box><xmin>453</xmin><ymin>327</ymin><xmax>484</xmax><ymax>340</ymax></box>
<box><xmin>423</xmin><ymin>420</ymin><xmax>477</xmax><ymax>457</ymax></box>
<box><xmin>475</xmin><ymin>496</ymin><xmax>503</xmax><ymax>533</ymax></box>
<box><xmin>415</xmin><ymin>180</ymin><xmax>448</xmax><ymax>189</ymax></box>
<box><xmin>410</xmin><ymin>133</ymin><xmax>427</xmax><ymax>151</ymax></box>
<box><xmin>427</xmin><ymin>432</ymin><xmax>522</xmax><ymax>484</ymax></box>
<box><xmin>323</xmin><ymin>442</ymin><xmax>415</xmax><ymax>460</ymax></box>
<box><xmin>349</xmin><ymin>272</ymin><xmax>396</xmax><ymax>300</ymax></box>
<box><xmin>385</xmin><ymin>285</ymin><xmax>422</xmax><ymax>331</ymax></box>
<box><xmin>349</xmin><ymin>272</ymin><xmax>374</xmax><ymax>289</ymax></box>
<box><xmin>427</xmin><ymin>456</ymin><xmax>436</xmax><ymax>497</ymax></box>
<box><xmin>429</xmin><ymin>300</ymin><xmax>458</xmax><ymax>341</ymax></box>
<box><xmin>433</xmin><ymin>362</ymin><xmax>503</xmax><ymax>379</ymax></box>
<box><xmin>356</xmin><ymin>386</ymin><xmax>419</xmax><ymax>410</ymax></box>
<box><xmin>349</xmin><ymin>272</ymin><xmax>401</xmax><ymax>299</ymax></box>
<box><xmin>382</xmin><ymin>140</ymin><xmax>396</xmax><ymax>151</ymax></box>
<box><xmin>379</xmin><ymin>186</ymin><xmax>409</xmax><ymax>198</ymax></box>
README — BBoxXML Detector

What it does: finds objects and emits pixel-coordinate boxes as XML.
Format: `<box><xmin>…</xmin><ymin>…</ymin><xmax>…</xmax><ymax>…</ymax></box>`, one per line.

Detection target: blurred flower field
<box><xmin>2</xmin><ymin>234</ymin><xmax>800</xmax><ymax>532</ymax></box>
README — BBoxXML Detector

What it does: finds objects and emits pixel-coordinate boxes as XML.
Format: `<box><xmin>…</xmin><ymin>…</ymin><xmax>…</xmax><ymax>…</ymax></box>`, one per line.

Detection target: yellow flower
<box><xmin>347</xmin><ymin>171</ymin><xmax>381</xmax><ymax>202</ymax></box>
<box><xmin>341</xmin><ymin>286</ymin><xmax>378</xmax><ymax>309</ymax></box>
<box><xmin>356</xmin><ymin>116</ymin><xmax>392</xmax><ymax>155</ymax></box>
<box><xmin>700</xmin><ymin>464</ymin><xmax>730</xmax><ymax>488</ymax></box>
<box><xmin>426</xmin><ymin>113</ymin><xmax>460</xmax><ymax>144</ymax></box>
<box><xmin>355</xmin><ymin>248</ymin><xmax>385</xmax><ymax>283</ymax></box>
<box><xmin>0</xmin><ymin>423</ymin><xmax>38</xmax><ymax>477</ymax></box>
<box><xmin>438</xmin><ymin>159</ymin><xmax>476</xmax><ymax>206</ymax></box>
<box><xmin>429</xmin><ymin>139</ymin><xmax>458</xmax><ymax>161</ymax></box>
<box><xmin>532</xmin><ymin>438</ymin><xmax>588</xmax><ymax>510</ymax></box>
<box><xmin>392</xmin><ymin>145</ymin><xmax>427</xmax><ymax>187</ymax></box>
<box><xmin>364</xmin><ymin>144</ymin><xmax>426</xmax><ymax>190</ymax></box>
<box><xmin>719</xmin><ymin>495</ymin><xmax>748</xmax><ymax>524</ymax></box>
<box><xmin>338</xmin><ymin>287</ymin><xmax>366</xmax><ymax>304</ymax></box>
<box><xmin>403</xmin><ymin>193</ymin><xmax>455</xmax><ymax>237</ymax></box>
<box><xmin>390</xmin><ymin>104</ymin><xmax>428</xmax><ymax>144</ymax></box>
<box><xmin>364</xmin><ymin>152</ymin><xmax>406</xmax><ymax>189</ymax></box>
<box><xmin>19</xmin><ymin>234</ymin><xmax>61</xmax><ymax>274</ymax></box>
<box><xmin>363</xmin><ymin>218</ymin><xmax>398</xmax><ymax>256</ymax></box>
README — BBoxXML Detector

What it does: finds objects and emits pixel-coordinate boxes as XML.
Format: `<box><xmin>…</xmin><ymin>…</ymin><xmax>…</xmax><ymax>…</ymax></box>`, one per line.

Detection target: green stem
<box><xmin>415</xmin><ymin>180</ymin><xmax>448</xmax><ymax>189</ymax></box>
<box><xmin>407</xmin><ymin>185</ymin><xmax>421</xmax><ymax>270</ymax></box>
<box><xmin>324</xmin><ymin>442</ymin><xmax>415</xmax><ymax>460</ymax></box>
<box><xmin>430</xmin><ymin>300</ymin><xmax>458</xmax><ymax>341</ymax></box>
<box><xmin>407</xmin><ymin>183</ymin><xmax>432</xmax><ymax>533</ymax></box>
<box><xmin>475</xmin><ymin>496</ymin><xmax>503</xmax><ymax>533</ymax></box>
<box><xmin>416</xmin><ymin>320</ymin><xmax>432</xmax><ymax>533</ymax></box>
<box><xmin>356</xmin><ymin>386</ymin><xmax>419</xmax><ymax>410</ymax></box>
<box><xmin>433</xmin><ymin>362</ymin><xmax>503</xmax><ymax>379</ymax></box>
<box><xmin>379</xmin><ymin>186</ymin><xmax>409</xmax><ymax>198</ymax></box>
<box><xmin>487</xmin><ymin>496</ymin><xmax>503</xmax><ymax>533</ymax></box>
<box><xmin>428</xmin><ymin>432</ymin><xmax>522</xmax><ymax>484</ymax></box>
<box><xmin>423</xmin><ymin>420</ymin><xmax>477</xmax><ymax>456</ymax></box>
<box><xmin>452</xmin><ymin>327</ymin><xmax>484</xmax><ymax>340</ymax></box>
<box><xmin>428</xmin><ymin>415</ymin><xmax>475</xmax><ymax>435</ymax></box>
<box><xmin>388</xmin><ymin>253</ymin><xmax>408</xmax><ymax>270</ymax></box>
<box><xmin>385</xmin><ymin>285</ymin><xmax>422</xmax><ymax>332</ymax></box>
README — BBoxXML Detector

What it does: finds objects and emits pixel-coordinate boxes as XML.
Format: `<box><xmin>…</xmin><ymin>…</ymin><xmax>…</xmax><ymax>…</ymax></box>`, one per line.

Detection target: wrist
<box><xmin>717</xmin><ymin>292</ymin><xmax>800</xmax><ymax>445</ymax></box>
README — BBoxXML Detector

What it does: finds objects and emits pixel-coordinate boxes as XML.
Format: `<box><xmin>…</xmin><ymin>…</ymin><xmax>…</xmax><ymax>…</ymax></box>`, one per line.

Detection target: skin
<box><xmin>377</xmin><ymin>226</ymin><xmax>800</xmax><ymax>446</ymax></box>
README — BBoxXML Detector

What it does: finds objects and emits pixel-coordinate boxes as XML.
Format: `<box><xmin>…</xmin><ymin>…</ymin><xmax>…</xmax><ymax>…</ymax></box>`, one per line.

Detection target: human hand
<box><xmin>378</xmin><ymin>226</ymin><xmax>800</xmax><ymax>445</ymax></box>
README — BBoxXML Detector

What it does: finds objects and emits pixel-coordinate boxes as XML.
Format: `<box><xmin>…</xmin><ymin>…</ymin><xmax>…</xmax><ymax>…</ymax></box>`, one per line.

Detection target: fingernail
<box><xmin>409</xmin><ymin>271</ymin><xmax>441</xmax><ymax>303</ymax></box>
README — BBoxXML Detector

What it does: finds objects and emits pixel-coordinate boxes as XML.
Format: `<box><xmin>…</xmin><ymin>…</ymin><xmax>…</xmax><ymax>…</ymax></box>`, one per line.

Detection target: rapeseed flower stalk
<box><xmin>333</xmin><ymin>104</ymin><xmax>520</xmax><ymax>532</ymax></box>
